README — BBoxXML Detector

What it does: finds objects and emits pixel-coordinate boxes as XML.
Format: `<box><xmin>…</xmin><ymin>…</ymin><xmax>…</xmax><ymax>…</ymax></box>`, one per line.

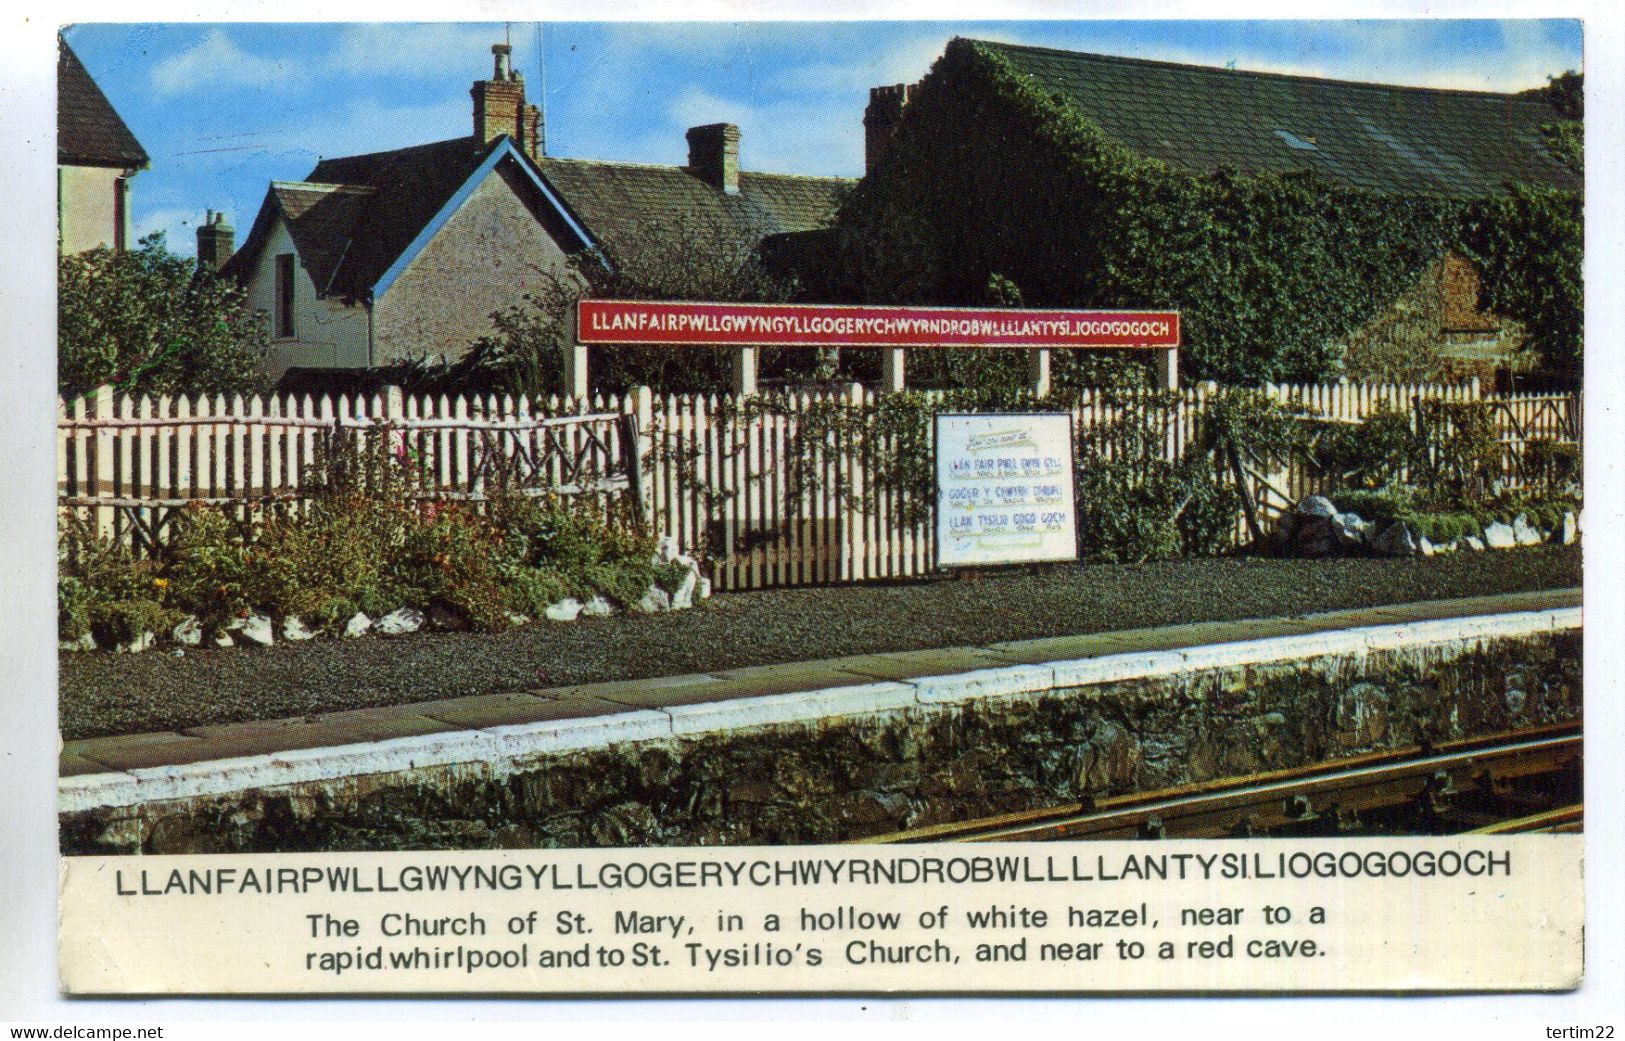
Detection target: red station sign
<box><xmin>577</xmin><ymin>300</ymin><xmax>1180</xmax><ymax>349</ymax></box>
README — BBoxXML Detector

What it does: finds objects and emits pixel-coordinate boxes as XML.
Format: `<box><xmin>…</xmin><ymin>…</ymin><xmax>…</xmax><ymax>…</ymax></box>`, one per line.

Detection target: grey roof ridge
<box><xmin>541</xmin><ymin>154</ymin><xmax>855</xmax><ymax>184</ymax></box>
<box><xmin>966</xmin><ymin>37</ymin><xmax>1566</xmax><ymax>104</ymax></box>
<box><xmin>271</xmin><ymin>180</ymin><xmax>377</xmax><ymax>194</ymax></box>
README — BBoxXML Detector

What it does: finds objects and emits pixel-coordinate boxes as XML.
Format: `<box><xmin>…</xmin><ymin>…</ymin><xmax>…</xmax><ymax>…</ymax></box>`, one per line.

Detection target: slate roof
<box><xmin>262</xmin><ymin>182</ymin><xmax>376</xmax><ymax>294</ymax></box>
<box><xmin>304</xmin><ymin>136</ymin><xmax>498</xmax><ymax>297</ymax></box>
<box><xmin>535</xmin><ymin>157</ymin><xmax>850</xmax><ymax>260</ymax></box>
<box><xmin>57</xmin><ymin>38</ymin><xmax>148</xmax><ymax>168</ymax></box>
<box><xmin>223</xmin><ymin>133</ymin><xmax>851</xmax><ymax>300</ymax></box>
<box><xmin>972</xmin><ymin>40</ymin><xmax>1579</xmax><ymax>198</ymax></box>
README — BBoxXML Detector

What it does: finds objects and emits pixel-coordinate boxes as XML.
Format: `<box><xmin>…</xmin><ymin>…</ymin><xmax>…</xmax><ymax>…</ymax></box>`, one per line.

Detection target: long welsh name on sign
<box><xmin>578</xmin><ymin>300</ymin><xmax>1179</xmax><ymax>348</ymax></box>
<box><xmin>934</xmin><ymin>413</ymin><xmax>1079</xmax><ymax>568</ymax></box>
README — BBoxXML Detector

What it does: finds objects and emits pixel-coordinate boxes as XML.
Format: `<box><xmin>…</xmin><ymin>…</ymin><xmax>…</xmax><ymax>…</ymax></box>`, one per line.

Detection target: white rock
<box><xmin>213</xmin><ymin>630</ymin><xmax>235</xmax><ymax>648</ymax></box>
<box><xmin>504</xmin><ymin>612</ymin><xmax>531</xmax><ymax>627</ymax></box>
<box><xmin>635</xmin><ymin>586</ymin><xmax>671</xmax><ymax>614</ymax></box>
<box><xmin>581</xmin><ymin>596</ymin><xmax>614</xmax><ymax>618</ymax></box>
<box><xmin>376</xmin><ymin>607</ymin><xmax>424</xmax><ymax>635</ymax></box>
<box><xmin>653</xmin><ymin>534</ymin><xmax>681</xmax><ymax>563</ymax></box>
<box><xmin>670</xmin><ymin>569</ymin><xmax>699</xmax><ymax>611</ymax></box>
<box><xmin>545</xmin><ymin>597</ymin><xmax>584</xmax><ymax>622</ymax></box>
<box><xmin>1294</xmin><ymin>495</ymin><xmax>1338</xmax><ymax>518</ymax></box>
<box><xmin>343</xmin><ymin>612</ymin><xmax>373</xmax><ymax>639</ymax></box>
<box><xmin>1463</xmin><ymin>535</ymin><xmax>1487</xmax><ymax>552</ymax></box>
<box><xmin>1512</xmin><ymin>513</ymin><xmax>1544</xmax><ymax>546</ymax></box>
<box><xmin>1483</xmin><ymin>522</ymin><xmax>1517</xmax><ymax>550</ymax></box>
<box><xmin>59</xmin><ymin>632</ymin><xmax>96</xmax><ymax>653</ymax></box>
<box><xmin>117</xmin><ymin>631</ymin><xmax>155</xmax><ymax>654</ymax></box>
<box><xmin>1562</xmin><ymin>511</ymin><xmax>1578</xmax><ymax>545</ymax></box>
<box><xmin>281</xmin><ymin>616</ymin><xmax>317</xmax><ymax>641</ymax></box>
<box><xmin>238</xmin><ymin>613</ymin><xmax>275</xmax><ymax>647</ymax></box>
<box><xmin>674</xmin><ymin>552</ymin><xmax>700</xmax><ymax>571</ymax></box>
<box><xmin>172</xmin><ymin>616</ymin><xmax>203</xmax><ymax>647</ymax></box>
<box><xmin>697</xmin><ymin>577</ymin><xmax>713</xmax><ymax>600</ymax></box>
<box><xmin>1418</xmin><ymin>535</ymin><xmax>1436</xmax><ymax>556</ymax></box>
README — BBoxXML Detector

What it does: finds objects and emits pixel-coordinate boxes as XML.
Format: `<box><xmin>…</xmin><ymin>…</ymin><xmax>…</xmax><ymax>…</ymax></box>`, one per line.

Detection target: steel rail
<box><xmin>1469</xmin><ymin>804</ymin><xmax>1583</xmax><ymax>835</ymax></box>
<box><xmin>855</xmin><ymin>722</ymin><xmax>1581</xmax><ymax>844</ymax></box>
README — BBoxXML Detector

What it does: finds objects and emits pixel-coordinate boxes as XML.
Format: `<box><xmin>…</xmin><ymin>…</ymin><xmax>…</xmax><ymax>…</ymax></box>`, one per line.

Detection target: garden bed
<box><xmin>59</xmin><ymin>545</ymin><xmax>1581</xmax><ymax>741</ymax></box>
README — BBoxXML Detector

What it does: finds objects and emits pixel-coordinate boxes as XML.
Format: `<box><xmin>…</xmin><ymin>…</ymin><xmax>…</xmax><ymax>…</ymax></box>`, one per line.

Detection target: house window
<box><xmin>113</xmin><ymin>176</ymin><xmax>129</xmax><ymax>252</ymax></box>
<box><xmin>274</xmin><ymin>253</ymin><xmax>296</xmax><ymax>338</ymax></box>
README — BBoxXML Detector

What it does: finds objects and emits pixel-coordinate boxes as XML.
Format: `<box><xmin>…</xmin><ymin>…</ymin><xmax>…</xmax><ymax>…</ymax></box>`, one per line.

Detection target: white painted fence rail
<box><xmin>58</xmin><ymin>380</ymin><xmax>1579</xmax><ymax>590</ymax></box>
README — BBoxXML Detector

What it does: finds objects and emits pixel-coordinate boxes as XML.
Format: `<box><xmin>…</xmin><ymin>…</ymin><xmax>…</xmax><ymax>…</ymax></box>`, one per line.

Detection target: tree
<box><xmin>58</xmin><ymin>234</ymin><xmax>270</xmax><ymax>398</ymax></box>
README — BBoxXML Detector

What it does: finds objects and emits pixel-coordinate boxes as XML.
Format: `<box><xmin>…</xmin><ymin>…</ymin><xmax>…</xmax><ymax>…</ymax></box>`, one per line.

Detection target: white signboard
<box><xmin>934</xmin><ymin>413</ymin><xmax>1078</xmax><ymax>567</ymax></box>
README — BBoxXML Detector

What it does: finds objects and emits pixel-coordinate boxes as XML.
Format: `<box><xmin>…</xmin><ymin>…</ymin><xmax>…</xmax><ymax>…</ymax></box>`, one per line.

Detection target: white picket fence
<box><xmin>57</xmin><ymin>380</ymin><xmax>1580</xmax><ymax>590</ymax></box>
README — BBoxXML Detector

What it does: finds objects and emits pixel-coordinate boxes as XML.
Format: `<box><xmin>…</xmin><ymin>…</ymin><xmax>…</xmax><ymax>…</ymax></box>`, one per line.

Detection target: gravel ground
<box><xmin>60</xmin><ymin>546</ymin><xmax>1581</xmax><ymax>740</ymax></box>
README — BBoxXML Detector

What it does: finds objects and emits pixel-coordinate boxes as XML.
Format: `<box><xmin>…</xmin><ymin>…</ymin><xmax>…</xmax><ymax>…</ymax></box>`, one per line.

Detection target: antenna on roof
<box><xmin>536</xmin><ymin>22</ymin><xmax>547</xmax><ymax>157</ymax></box>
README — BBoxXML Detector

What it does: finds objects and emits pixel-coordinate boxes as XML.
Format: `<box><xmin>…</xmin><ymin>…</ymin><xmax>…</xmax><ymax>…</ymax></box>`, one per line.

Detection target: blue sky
<box><xmin>62</xmin><ymin>20</ymin><xmax>1583</xmax><ymax>253</ymax></box>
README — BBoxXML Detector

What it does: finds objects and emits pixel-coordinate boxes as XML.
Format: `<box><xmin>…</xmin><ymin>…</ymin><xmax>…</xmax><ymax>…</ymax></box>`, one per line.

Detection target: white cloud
<box><xmin>769</xmin><ymin>32</ymin><xmax>983</xmax><ymax>95</ymax></box>
<box><xmin>323</xmin><ymin>24</ymin><xmax>522</xmax><ymax>78</ymax></box>
<box><xmin>667</xmin><ymin>86</ymin><xmax>760</xmax><ymax>129</ymax></box>
<box><xmin>663</xmin><ymin>87</ymin><xmax>864</xmax><ymax>176</ymax></box>
<box><xmin>131</xmin><ymin>206</ymin><xmax>204</xmax><ymax>253</ymax></box>
<box><xmin>150</xmin><ymin>29</ymin><xmax>307</xmax><ymax>98</ymax></box>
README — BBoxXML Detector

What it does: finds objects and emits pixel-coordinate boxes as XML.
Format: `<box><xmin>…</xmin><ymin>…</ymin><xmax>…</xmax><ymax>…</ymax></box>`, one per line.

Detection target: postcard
<box><xmin>42</xmin><ymin>17</ymin><xmax>1591</xmax><ymax>999</ymax></box>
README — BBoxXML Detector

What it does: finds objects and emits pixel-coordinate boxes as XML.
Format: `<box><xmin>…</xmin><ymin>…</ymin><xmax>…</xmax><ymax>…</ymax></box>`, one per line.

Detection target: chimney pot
<box><xmin>196</xmin><ymin>210</ymin><xmax>235</xmax><ymax>273</ymax></box>
<box><xmin>472</xmin><ymin>43</ymin><xmax>541</xmax><ymax>156</ymax></box>
<box><xmin>687</xmin><ymin>123</ymin><xmax>741</xmax><ymax>194</ymax></box>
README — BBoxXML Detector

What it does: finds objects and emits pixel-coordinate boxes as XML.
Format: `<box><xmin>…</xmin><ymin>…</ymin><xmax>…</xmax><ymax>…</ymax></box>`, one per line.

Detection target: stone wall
<box><xmin>60</xmin><ymin>629</ymin><xmax>1581</xmax><ymax>855</ymax></box>
<box><xmin>372</xmin><ymin>158</ymin><xmax>573</xmax><ymax>365</ymax></box>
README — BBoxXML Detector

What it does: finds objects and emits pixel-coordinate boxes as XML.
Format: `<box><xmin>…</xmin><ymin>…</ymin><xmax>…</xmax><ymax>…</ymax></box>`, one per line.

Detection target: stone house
<box><xmin>840</xmin><ymin>39</ymin><xmax>1579</xmax><ymax>384</ymax></box>
<box><xmin>57</xmin><ymin>37</ymin><xmax>149</xmax><ymax>255</ymax></box>
<box><xmin>218</xmin><ymin>45</ymin><xmax>850</xmax><ymax>378</ymax></box>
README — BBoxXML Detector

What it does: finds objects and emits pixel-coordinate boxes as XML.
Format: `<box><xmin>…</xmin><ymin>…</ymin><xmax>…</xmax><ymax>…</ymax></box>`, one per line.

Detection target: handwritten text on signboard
<box><xmin>935</xmin><ymin>413</ymin><xmax>1079</xmax><ymax>568</ymax></box>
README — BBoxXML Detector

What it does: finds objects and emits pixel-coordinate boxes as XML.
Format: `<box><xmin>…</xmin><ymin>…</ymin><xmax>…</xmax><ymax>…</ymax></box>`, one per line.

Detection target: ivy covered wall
<box><xmin>826</xmin><ymin>40</ymin><xmax>1581</xmax><ymax>386</ymax></box>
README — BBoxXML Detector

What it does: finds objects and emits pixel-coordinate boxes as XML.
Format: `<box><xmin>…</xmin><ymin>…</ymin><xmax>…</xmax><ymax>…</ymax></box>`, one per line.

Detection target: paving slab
<box><xmin>824</xmin><ymin>647</ymin><xmax>1021</xmax><ymax>681</ymax></box>
<box><xmin>1000</xmin><ymin>617</ymin><xmax>1323</xmax><ymax>660</ymax></box>
<box><xmin>58</xmin><ymin>750</ymin><xmax>118</xmax><ymax>778</ymax></box>
<box><xmin>183</xmin><ymin>706</ymin><xmax>459</xmax><ymax>747</ymax></box>
<box><xmin>414</xmin><ymin>691</ymin><xmax>630</xmax><ymax>730</ymax></box>
<box><xmin>67</xmin><ymin>731</ymin><xmax>204</xmax><ymax>772</ymax></box>
<box><xmin>62</xmin><ymin>709</ymin><xmax>468</xmax><ymax>771</ymax></box>
<box><xmin>576</xmin><ymin>663</ymin><xmax>880</xmax><ymax>709</ymax></box>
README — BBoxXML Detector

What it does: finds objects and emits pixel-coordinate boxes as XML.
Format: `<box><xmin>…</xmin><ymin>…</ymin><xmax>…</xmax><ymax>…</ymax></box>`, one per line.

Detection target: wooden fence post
<box><xmin>732</xmin><ymin>346</ymin><xmax>758</xmax><ymax>397</ymax></box>
<box><xmin>1029</xmin><ymin>348</ymin><xmax>1051</xmax><ymax>398</ymax></box>
<box><xmin>92</xmin><ymin>385</ymin><xmax>115</xmax><ymax>539</ymax></box>
<box><xmin>882</xmin><ymin>348</ymin><xmax>906</xmax><ymax>393</ymax></box>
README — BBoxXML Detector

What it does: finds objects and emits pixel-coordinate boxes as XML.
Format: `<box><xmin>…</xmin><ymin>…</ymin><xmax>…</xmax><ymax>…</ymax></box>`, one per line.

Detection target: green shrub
<box><xmin>58</xmin><ymin>515</ymin><xmax>179</xmax><ymax>644</ymax></box>
<box><xmin>503</xmin><ymin>566</ymin><xmax>575</xmax><ymax>618</ymax></box>
<box><xmin>1313</xmin><ymin>408</ymin><xmax>1421</xmax><ymax>489</ymax></box>
<box><xmin>58</xmin><ymin>575</ymin><xmax>92</xmax><ymax>641</ymax></box>
<box><xmin>393</xmin><ymin>503</ymin><xmax>514</xmax><ymax>631</ymax></box>
<box><xmin>1523</xmin><ymin>438</ymin><xmax>1581</xmax><ymax>494</ymax></box>
<box><xmin>164</xmin><ymin>505</ymin><xmax>260</xmax><ymax>632</ymax></box>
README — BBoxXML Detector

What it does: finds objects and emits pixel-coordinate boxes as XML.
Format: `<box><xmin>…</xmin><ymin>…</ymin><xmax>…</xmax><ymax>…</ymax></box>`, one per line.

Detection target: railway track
<box><xmin>855</xmin><ymin>722</ymin><xmax>1582</xmax><ymax>844</ymax></box>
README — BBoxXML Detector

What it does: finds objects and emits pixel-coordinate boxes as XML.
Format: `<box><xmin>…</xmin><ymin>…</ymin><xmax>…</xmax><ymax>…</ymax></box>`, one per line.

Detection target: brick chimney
<box><xmin>864</xmin><ymin>83</ymin><xmax>914</xmax><ymax>173</ymax></box>
<box><xmin>471</xmin><ymin>43</ymin><xmax>544</xmax><ymax>158</ymax></box>
<box><xmin>686</xmin><ymin>123</ymin><xmax>740</xmax><ymax>194</ymax></box>
<box><xmin>195</xmin><ymin>209</ymin><xmax>234</xmax><ymax>273</ymax></box>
